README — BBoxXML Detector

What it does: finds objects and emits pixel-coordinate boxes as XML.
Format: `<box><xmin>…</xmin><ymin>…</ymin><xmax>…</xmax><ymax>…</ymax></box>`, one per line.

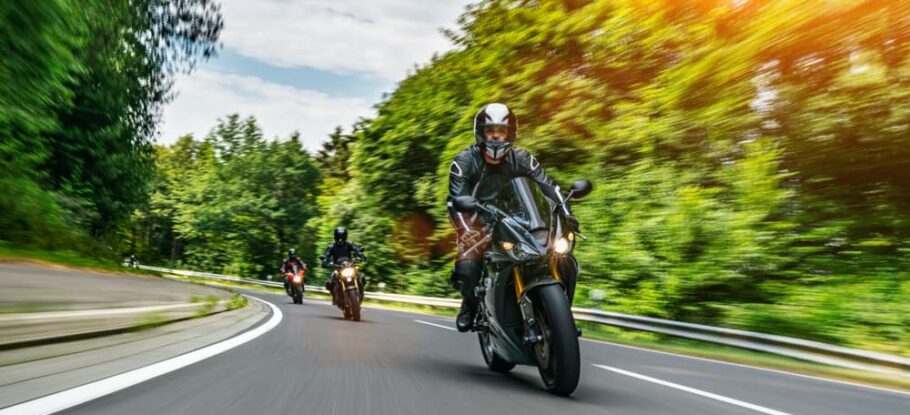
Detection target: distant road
<box><xmin>0</xmin><ymin>263</ymin><xmax>231</xmax><ymax>312</ymax></box>
<box><xmin>59</xmin><ymin>290</ymin><xmax>909</xmax><ymax>415</ymax></box>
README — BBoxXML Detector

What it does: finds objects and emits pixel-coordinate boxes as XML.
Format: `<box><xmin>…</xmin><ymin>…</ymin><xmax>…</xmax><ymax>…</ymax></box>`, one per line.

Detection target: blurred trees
<box><xmin>0</xmin><ymin>0</ymin><xmax>221</xmax><ymax>252</ymax></box>
<box><xmin>4</xmin><ymin>0</ymin><xmax>908</xmax><ymax>353</ymax></box>
<box><xmin>310</xmin><ymin>0</ymin><xmax>909</xmax><ymax>353</ymax></box>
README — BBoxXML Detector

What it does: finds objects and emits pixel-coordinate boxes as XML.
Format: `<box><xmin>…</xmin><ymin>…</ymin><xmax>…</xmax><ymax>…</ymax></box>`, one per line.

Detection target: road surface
<box><xmin>51</xmin><ymin>291</ymin><xmax>908</xmax><ymax>415</ymax></box>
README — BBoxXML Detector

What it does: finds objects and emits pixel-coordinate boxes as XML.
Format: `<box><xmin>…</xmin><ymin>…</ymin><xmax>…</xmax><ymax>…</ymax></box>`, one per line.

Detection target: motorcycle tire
<box><xmin>348</xmin><ymin>290</ymin><xmax>361</xmax><ymax>322</ymax></box>
<box><xmin>532</xmin><ymin>284</ymin><xmax>580</xmax><ymax>396</ymax></box>
<box><xmin>478</xmin><ymin>327</ymin><xmax>515</xmax><ymax>373</ymax></box>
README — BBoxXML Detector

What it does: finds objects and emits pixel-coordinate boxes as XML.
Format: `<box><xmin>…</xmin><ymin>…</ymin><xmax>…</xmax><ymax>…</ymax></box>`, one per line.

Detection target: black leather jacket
<box><xmin>447</xmin><ymin>144</ymin><xmax>562</xmax><ymax>232</ymax></box>
<box><xmin>322</xmin><ymin>241</ymin><xmax>365</xmax><ymax>266</ymax></box>
<box><xmin>280</xmin><ymin>257</ymin><xmax>307</xmax><ymax>274</ymax></box>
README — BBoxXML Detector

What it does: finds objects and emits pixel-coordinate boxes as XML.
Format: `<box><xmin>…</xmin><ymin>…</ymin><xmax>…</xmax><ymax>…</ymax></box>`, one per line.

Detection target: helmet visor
<box><xmin>483</xmin><ymin>125</ymin><xmax>509</xmax><ymax>140</ymax></box>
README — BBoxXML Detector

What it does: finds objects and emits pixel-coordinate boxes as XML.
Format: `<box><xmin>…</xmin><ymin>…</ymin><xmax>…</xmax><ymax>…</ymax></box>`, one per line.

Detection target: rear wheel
<box><xmin>478</xmin><ymin>327</ymin><xmax>515</xmax><ymax>373</ymax></box>
<box><xmin>532</xmin><ymin>284</ymin><xmax>580</xmax><ymax>396</ymax></box>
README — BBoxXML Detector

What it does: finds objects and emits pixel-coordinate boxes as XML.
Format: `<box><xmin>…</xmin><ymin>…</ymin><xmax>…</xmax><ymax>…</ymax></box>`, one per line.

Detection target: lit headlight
<box><xmin>341</xmin><ymin>267</ymin><xmax>356</xmax><ymax>278</ymax></box>
<box><xmin>554</xmin><ymin>237</ymin><xmax>570</xmax><ymax>254</ymax></box>
<box><xmin>293</xmin><ymin>276</ymin><xmax>302</xmax><ymax>283</ymax></box>
<box><xmin>501</xmin><ymin>241</ymin><xmax>514</xmax><ymax>250</ymax></box>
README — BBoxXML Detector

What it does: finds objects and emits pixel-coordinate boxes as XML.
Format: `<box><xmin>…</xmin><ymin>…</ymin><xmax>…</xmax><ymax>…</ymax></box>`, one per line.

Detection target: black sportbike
<box><xmin>323</xmin><ymin>258</ymin><xmax>365</xmax><ymax>321</ymax></box>
<box><xmin>452</xmin><ymin>177</ymin><xmax>592</xmax><ymax>396</ymax></box>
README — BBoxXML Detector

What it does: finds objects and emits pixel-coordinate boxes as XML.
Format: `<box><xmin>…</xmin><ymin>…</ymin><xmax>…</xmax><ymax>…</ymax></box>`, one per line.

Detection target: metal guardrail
<box><xmin>140</xmin><ymin>265</ymin><xmax>910</xmax><ymax>376</ymax></box>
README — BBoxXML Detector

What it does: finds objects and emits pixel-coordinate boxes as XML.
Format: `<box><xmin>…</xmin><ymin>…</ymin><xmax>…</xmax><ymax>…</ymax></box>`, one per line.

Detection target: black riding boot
<box><xmin>325</xmin><ymin>280</ymin><xmax>335</xmax><ymax>304</ymax></box>
<box><xmin>452</xmin><ymin>260</ymin><xmax>482</xmax><ymax>332</ymax></box>
<box><xmin>456</xmin><ymin>298</ymin><xmax>477</xmax><ymax>333</ymax></box>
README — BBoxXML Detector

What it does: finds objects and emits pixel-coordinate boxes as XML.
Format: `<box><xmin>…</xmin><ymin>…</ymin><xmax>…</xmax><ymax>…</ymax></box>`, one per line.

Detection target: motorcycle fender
<box><xmin>520</xmin><ymin>272</ymin><xmax>564</xmax><ymax>297</ymax></box>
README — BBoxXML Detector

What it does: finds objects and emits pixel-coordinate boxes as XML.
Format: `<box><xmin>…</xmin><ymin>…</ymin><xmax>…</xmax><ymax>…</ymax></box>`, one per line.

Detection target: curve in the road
<box><xmin>0</xmin><ymin>296</ymin><xmax>282</xmax><ymax>415</ymax></box>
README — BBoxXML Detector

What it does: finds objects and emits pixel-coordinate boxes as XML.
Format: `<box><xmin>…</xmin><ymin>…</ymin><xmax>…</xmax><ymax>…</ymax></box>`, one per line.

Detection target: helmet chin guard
<box><xmin>483</xmin><ymin>140</ymin><xmax>512</xmax><ymax>161</ymax></box>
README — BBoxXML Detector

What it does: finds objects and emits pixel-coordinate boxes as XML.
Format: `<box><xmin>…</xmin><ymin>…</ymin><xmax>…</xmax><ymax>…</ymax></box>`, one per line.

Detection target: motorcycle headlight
<box><xmin>341</xmin><ymin>267</ymin><xmax>356</xmax><ymax>278</ymax></box>
<box><xmin>501</xmin><ymin>241</ymin><xmax>514</xmax><ymax>250</ymax></box>
<box><xmin>293</xmin><ymin>276</ymin><xmax>302</xmax><ymax>283</ymax></box>
<box><xmin>554</xmin><ymin>237</ymin><xmax>570</xmax><ymax>254</ymax></box>
<box><xmin>512</xmin><ymin>243</ymin><xmax>538</xmax><ymax>260</ymax></box>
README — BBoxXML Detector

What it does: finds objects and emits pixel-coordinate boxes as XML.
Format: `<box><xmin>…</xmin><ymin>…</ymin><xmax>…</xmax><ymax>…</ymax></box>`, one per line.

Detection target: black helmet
<box><xmin>334</xmin><ymin>227</ymin><xmax>348</xmax><ymax>245</ymax></box>
<box><xmin>473</xmin><ymin>103</ymin><xmax>517</xmax><ymax>161</ymax></box>
<box><xmin>288</xmin><ymin>248</ymin><xmax>297</xmax><ymax>258</ymax></box>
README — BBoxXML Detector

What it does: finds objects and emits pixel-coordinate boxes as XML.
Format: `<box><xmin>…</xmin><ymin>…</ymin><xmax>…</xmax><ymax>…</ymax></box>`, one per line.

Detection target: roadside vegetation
<box><xmin>3</xmin><ymin>1</ymin><xmax>908</xmax><ymax>357</ymax></box>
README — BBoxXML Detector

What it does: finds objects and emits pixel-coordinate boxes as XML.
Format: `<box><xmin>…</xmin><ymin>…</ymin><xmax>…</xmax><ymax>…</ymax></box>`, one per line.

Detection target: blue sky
<box><xmin>160</xmin><ymin>0</ymin><xmax>473</xmax><ymax>150</ymax></box>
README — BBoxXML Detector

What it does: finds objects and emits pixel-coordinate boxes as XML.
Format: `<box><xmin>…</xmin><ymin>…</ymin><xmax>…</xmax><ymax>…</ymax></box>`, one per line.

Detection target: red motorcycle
<box><xmin>286</xmin><ymin>264</ymin><xmax>306</xmax><ymax>304</ymax></box>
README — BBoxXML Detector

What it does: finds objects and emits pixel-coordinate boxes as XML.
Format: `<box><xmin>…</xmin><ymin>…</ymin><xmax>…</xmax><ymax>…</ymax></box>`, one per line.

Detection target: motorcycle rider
<box><xmin>447</xmin><ymin>103</ymin><xmax>579</xmax><ymax>332</ymax></box>
<box><xmin>321</xmin><ymin>227</ymin><xmax>366</xmax><ymax>304</ymax></box>
<box><xmin>280</xmin><ymin>248</ymin><xmax>308</xmax><ymax>295</ymax></box>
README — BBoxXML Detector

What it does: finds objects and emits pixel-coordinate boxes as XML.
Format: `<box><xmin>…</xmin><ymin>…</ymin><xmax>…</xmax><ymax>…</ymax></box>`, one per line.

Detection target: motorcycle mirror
<box><xmin>569</xmin><ymin>179</ymin><xmax>593</xmax><ymax>199</ymax></box>
<box><xmin>452</xmin><ymin>195</ymin><xmax>479</xmax><ymax>213</ymax></box>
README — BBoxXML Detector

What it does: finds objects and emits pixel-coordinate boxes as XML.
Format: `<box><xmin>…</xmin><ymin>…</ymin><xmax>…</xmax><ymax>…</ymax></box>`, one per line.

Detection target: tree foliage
<box><xmin>0</xmin><ymin>0</ymin><xmax>222</xmax><ymax>251</ymax></box>
<box><xmin>5</xmin><ymin>0</ymin><xmax>908</xmax><ymax>354</ymax></box>
<box><xmin>308</xmin><ymin>0</ymin><xmax>910</xmax><ymax>353</ymax></box>
<box><xmin>132</xmin><ymin>115</ymin><xmax>322</xmax><ymax>278</ymax></box>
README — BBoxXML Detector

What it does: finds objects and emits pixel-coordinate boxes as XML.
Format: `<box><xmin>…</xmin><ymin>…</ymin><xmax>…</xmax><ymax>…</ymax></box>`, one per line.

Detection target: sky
<box><xmin>159</xmin><ymin>0</ymin><xmax>473</xmax><ymax>150</ymax></box>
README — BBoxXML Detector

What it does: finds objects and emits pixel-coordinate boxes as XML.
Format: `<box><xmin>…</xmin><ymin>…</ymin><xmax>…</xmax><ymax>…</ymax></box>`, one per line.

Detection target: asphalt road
<box><xmin>53</xmin><ymin>291</ymin><xmax>907</xmax><ymax>415</ymax></box>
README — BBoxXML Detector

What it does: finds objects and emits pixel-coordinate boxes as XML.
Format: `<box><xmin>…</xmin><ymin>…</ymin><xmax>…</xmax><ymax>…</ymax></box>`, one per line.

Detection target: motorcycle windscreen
<box><xmin>493</xmin><ymin>178</ymin><xmax>551</xmax><ymax>245</ymax></box>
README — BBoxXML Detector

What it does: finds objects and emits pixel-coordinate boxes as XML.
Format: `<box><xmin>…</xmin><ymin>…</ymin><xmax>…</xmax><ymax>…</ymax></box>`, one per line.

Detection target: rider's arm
<box><xmin>321</xmin><ymin>245</ymin><xmax>333</xmax><ymax>267</ymax></box>
<box><xmin>446</xmin><ymin>149</ymin><xmax>479</xmax><ymax>235</ymax></box>
<box><xmin>351</xmin><ymin>243</ymin><xmax>366</xmax><ymax>261</ymax></box>
<box><xmin>513</xmin><ymin>148</ymin><xmax>561</xmax><ymax>203</ymax></box>
<box><xmin>514</xmin><ymin>148</ymin><xmax>579</xmax><ymax>230</ymax></box>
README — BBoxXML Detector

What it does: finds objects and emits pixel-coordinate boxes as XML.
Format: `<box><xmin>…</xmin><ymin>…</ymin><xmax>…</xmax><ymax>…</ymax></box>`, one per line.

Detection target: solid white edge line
<box><xmin>414</xmin><ymin>319</ymin><xmax>457</xmax><ymax>331</ymax></box>
<box><xmin>0</xmin><ymin>295</ymin><xmax>283</xmax><ymax>415</ymax></box>
<box><xmin>593</xmin><ymin>364</ymin><xmax>794</xmax><ymax>415</ymax></box>
<box><xmin>581</xmin><ymin>338</ymin><xmax>910</xmax><ymax>397</ymax></box>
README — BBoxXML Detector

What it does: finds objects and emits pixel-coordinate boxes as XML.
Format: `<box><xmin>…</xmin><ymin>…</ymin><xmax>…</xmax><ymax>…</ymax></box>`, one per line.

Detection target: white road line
<box><xmin>0</xmin><ymin>296</ymin><xmax>283</xmax><ymax>415</ymax></box>
<box><xmin>583</xmin><ymin>339</ymin><xmax>910</xmax><ymax>397</ymax></box>
<box><xmin>414</xmin><ymin>319</ymin><xmax>456</xmax><ymax>331</ymax></box>
<box><xmin>593</xmin><ymin>364</ymin><xmax>795</xmax><ymax>415</ymax></box>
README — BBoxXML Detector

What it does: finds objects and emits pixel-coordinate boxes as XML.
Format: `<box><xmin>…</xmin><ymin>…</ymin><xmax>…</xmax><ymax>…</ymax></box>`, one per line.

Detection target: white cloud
<box><xmin>219</xmin><ymin>0</ymin><xmax>471</xmax><ymax>81</ymax></box>
<box><xmin>158</xmin><ymin>69</ymin><xmax>374</xmax><ymax>149</ymax></box>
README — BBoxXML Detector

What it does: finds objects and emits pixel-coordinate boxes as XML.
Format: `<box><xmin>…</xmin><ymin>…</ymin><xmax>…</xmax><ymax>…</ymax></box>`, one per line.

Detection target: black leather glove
<box><xmin>565</xmin><ymin>214</ymin><xmax>580</xmax><ymax>232</ymax></box>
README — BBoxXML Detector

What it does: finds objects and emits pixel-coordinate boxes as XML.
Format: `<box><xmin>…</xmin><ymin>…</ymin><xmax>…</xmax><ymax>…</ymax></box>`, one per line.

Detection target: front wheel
<box><xmin>348</xmin><ymin>290</ymin><xmax>361</xmax><ymax>322</ymax></box>
<box><xmin>532</xmin><ymin>284</ymin><xmax>580</xmax><ymax>396</ymax></box>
